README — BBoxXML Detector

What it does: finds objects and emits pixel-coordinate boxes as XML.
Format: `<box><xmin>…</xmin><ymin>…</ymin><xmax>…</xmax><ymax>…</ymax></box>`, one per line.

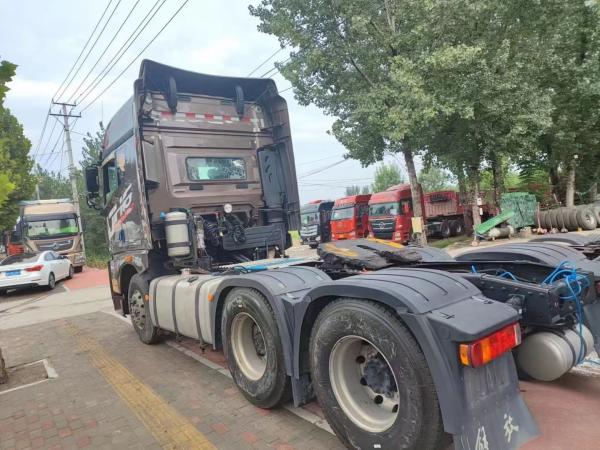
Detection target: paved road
<box><xmin>1</xmin><ymin>248</ymin><xmax>600</xmax><ymax>449</ymax></box>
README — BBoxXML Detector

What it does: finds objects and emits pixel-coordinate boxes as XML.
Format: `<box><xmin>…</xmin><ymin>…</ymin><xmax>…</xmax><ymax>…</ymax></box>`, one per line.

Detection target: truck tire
<box><xmin>128</xmin><ymin>275</ymin><xmax>160</xmax><ymax>344</ymax></box>
<box><xmin>440</xmin><ymin>220</ymin><xmax>451</xmax><ymax>239</ymax></box>
<box><xmin>74</xmin><ymin>266</ymin><xmax>83</xmax><ymax>273</ymax></box>
<box><xmin>221</xmin><ymin>288</ymin><xmax>290</xmax><ymax>409</ymax></box>
<box><xmin>589</xmin><ymin>204</ymin><xmax>600</xmax><ymax>226</ymax></box>
<box><xmin>309</xmin><ymin>298</ymin><xmax>447</xmax><ymax>450</ymax></box>
<box><xmin>450</xmin><ymin>219</ymin><xmax>464</xmax><ymax>236</ymax></box>
<box><xmin>576</xmin><ymin>206</ymin><xmax>597</xmax><ymax>230</ymax></box>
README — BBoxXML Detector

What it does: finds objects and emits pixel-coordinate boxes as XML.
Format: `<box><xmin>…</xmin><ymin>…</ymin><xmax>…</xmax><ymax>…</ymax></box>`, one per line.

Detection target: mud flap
<box><xmin>583</xmin><ymin>301</ymin><xmax>600</xmax><ymax>354</ymax></box>
<box><xmin>453</xmin><ymin>354</ymin><xmax>538</xmax><ymax>450</ymax></box>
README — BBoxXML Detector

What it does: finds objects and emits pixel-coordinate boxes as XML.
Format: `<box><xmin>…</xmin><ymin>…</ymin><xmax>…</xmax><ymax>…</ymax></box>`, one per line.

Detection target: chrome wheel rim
<box><xmin>329</xmin><ymin>335</ymin><xmax>399</xmax><ymax>433</ymax></box>
<box><xmin>129</xmin><ymin>289</ymin><xmax>145</xmax><ymax>330</ymax></box>
<box><xmin>230</xmin><ymin>312</ymin><xmax>267</xmax><ymax>380</ymax></box>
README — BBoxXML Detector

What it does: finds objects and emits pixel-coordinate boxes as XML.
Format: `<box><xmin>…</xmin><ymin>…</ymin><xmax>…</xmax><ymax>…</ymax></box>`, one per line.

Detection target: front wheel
<box><xmin>67</xmin><ymin>265</ymin><xmax>74</xmax><ymax>279</ymax></box>
<box><xmin>309</xmin><ymin>298</ymin><xmax>447</xmax><ymax>450</ymax></box>
<box><xmin>128</xmin><ymin>275</ymin><xmax>160</xmax><ymax>344</ymax></box>
<box><xmin>221</xmin><ymin>288</ymin><xmax>290</xmax><ymax>408</ymax></box>
<box><xmin>74</xmin><ymin>266</ymin><xmax>83</xmax><ymax>273</ymax></box>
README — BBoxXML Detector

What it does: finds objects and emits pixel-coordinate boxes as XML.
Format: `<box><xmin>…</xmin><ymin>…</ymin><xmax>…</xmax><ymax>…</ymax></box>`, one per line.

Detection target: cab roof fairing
<box><xmin>102</xmin><ymin>59</ymin><xmax>283</xmax><ymax>162</ymax></box>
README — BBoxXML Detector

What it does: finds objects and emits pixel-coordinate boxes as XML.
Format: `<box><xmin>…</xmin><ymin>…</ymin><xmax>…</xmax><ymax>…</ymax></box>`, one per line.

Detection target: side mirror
<box><xmin>85</xmin><ymin>166</ymin><xmax>100</xmax><ymax>196</ymax></box>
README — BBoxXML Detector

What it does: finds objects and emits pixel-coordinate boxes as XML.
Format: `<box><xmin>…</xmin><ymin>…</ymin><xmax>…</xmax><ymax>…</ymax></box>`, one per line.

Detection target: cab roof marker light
<box><xmin>459</xmin><ymin>322</ymin><xmax>521</xmax><ymax>368</ymax></box>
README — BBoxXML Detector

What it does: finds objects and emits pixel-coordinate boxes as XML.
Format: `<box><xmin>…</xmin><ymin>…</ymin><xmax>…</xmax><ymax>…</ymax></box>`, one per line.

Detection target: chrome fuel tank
<box><xmin>149</xmin><ymin>274</ymin><xmax>226</xmax><ymax>344</ymax></box>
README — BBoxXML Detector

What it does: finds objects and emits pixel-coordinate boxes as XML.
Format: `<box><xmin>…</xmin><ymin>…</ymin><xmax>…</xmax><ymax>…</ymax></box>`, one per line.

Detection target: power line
<box><xmin>298</xmin><ymin>159</ymin><xmax>348</xmax><ymax>179</ymax></box>
<box><xmin>52</xmin><ymin>0</ymin><xmax>115</xmax><ymax>100</ymax></box>
<box><xmin>259</xmin><ymin>56</ymin><xmax>291</xmax><ymax>79</ymax></box>
<box><xmin>31</xmin><ymin>108</ymin><xmax>51</xmax><ymax>160</ymax></box>
<box><xmin>80</xmin><ymin>0</ymin><xmax>190</xmax><ymax>113</ymax></box>
<box><xmin>56</xmin><ymin>0</ymin><xmax>124</xmax><ymax>101</ymax></box>
<box><xmin>75</xmin><ymin>0</ymin><xmax>167</xmax><ymax>106</ymax></box>
<box><xmin>247</xmin><ymin>48</ymin><xmax>284</xmax><ymax>77</ymax></box>
<box><xmin>66</xmin><ymin>0</ymin><xmax>142</xmax><ymax>103</ymax></box>
<box><xmin>296</xmin><ymin>154</ymin><xmax>345</xmax><ymax>166</ymax></box>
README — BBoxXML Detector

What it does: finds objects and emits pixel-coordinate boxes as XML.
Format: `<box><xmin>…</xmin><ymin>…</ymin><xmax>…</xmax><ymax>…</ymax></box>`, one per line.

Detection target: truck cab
<box><xmin>330</xmin><ymin>194</ymin><xmax>371</xmax><ymax>240</ymax></box>
<box><xmin>84</xmin><ymin>60</ymin><xmax>300</xmax><ymax>311</ymax></box>
<box><xmin>299</xmin><ymin>200</ymin><xmax>333</xmax><ymax>248</ymax></box>
<box><xmin>12</xmin><ymin>199</ymin><xmax>85</xmax><ymax>271</ymax></box>
<box><xmin>368</xmin><ymin>184</ymin><xmax>418</xmax><ymax>243</ymax></box>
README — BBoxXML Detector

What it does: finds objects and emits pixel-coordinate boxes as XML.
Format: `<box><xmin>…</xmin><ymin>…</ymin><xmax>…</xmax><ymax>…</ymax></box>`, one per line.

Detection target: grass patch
<box><xmin>429</xmin><ymin>236</ymin><xmax>471</xmax><ymax>249</ymax></box>
<box><xmin>86</xmin><ymin>251</ymin><xmax>109</xmax><ymax>269</ymax></box>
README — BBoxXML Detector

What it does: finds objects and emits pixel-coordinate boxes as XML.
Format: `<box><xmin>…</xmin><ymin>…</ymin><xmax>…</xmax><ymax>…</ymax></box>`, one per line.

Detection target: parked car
<box><xmin>0</xmin><ymin>251</ymin><xmax>73</xmax><ymax>295</ymax></box>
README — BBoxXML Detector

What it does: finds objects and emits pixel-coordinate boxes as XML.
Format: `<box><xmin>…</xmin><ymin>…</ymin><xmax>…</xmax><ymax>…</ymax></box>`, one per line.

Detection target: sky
<box><xmin>1</xmin><ymin>0</ymin><xmax>411</xmax><ymax>204</ymax></box>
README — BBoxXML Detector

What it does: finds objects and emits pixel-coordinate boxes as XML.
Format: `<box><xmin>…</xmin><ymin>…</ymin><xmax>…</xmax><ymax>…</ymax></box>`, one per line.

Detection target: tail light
<box><xmin>25</xmin><ymin>265</ymin><xmax>44</xmax><ymax>272</ymax></box>
<box><xmin>459</xmin><ymin>322</ymin><xmax>521</xmax><ymax>368</ymax></box>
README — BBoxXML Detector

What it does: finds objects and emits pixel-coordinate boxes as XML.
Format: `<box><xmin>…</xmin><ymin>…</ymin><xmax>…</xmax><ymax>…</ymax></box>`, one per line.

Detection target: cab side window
<box><xmin>102</xmin><ymin>159</ymin><xmax>119</xmax><ymax>203</ymax></box>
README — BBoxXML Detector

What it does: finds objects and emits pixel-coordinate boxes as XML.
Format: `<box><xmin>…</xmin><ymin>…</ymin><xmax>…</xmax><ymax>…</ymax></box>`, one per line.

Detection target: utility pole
<box><xmin>50</xmin><ymin>102</ymin><xmax>85</xmax><ymax>252</ymax></box>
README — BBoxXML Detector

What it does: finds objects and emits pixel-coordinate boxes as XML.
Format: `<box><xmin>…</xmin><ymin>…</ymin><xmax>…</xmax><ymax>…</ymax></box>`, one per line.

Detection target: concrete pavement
<box><xmin>1</xmin><ymin>257</ymin><xmax>600</xmax><ymax>449</ymax></box>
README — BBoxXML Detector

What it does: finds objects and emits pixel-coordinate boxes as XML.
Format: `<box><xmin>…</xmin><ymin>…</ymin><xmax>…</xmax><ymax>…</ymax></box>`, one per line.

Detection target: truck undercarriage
<box><xmin>125</xmin><ymin>234</ymin><xmax>600</xmax><ymax>450</ymax></box>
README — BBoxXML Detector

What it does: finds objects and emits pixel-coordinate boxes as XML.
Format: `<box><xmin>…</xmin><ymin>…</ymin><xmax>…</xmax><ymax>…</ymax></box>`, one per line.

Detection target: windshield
<box><xmin>301</xmin><ymin>212</ymin><xmax>319</xmax><ymax>226</ymax></box>
<box><xmin>186</xmin><ymin>157</ymin><xmax>246</xmax><ymax>181</ymax></box>
<box><xmin>1</xmin><ymin>253</ymin><xmax>38</xmax><ymax>265</ymax></box>
<box><xmin>331</xmin><ymin>206</ymin><xmax>354</xmax><ymax>220</ymax></box>
<box><xmin>369</xmin><ymin>202</ymin><xmax>400</xmax><ymax>216</ymax></box>
<box><xmin>26</xmin><ymin>218</ymin><xmax>79</xmax><ymax>238</ymax></box>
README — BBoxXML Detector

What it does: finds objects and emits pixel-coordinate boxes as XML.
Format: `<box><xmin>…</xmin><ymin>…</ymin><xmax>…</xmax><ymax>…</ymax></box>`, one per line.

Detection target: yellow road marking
<box><xmin>66</xmin><ymin>323</ymin><xmax>215</xmax><ymax>450</ymax></box>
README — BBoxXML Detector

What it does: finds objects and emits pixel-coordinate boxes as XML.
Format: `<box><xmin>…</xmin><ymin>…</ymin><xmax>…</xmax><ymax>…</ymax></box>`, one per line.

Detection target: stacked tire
<box><xmin>538</xmin><ymin>205</ymin><xmax>598</xmax><ymax>231</ymax></box>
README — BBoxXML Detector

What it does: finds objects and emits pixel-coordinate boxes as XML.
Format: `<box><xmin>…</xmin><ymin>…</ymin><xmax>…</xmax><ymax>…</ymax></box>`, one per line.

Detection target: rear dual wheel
<box><xmin>309</xmin><ymin>299</ymin><xmax>447</xmax><ymax>450</ymax></box>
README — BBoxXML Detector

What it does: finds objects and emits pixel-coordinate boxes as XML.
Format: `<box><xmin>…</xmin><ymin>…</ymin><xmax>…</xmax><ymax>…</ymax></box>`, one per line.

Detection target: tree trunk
<box><xmin>590</xmin><ymin>182</ymin><xmax>597</xmax><ymax>203</ymax></box>
<box><xmin>565</xmin><ymin>160</ymin><xmax>576</xmax><ymax>207</ymax></box>
<box><xmin>491</xmin><ymin>153</ymin><xmax>504</xmax><ymax>214</ymax></box>
<box><xmin>402</xmin><ymin>147</ymin><xmax>427</xmax><ymax>245</ymax></box>
<box><xmin>457</xmin><ymin>172</ymin><xmax>473</xmax><ymax>232</ymax></box>
<box><xmin>467</xmin><ymin>166</ymin><xmax>482</xmax><ymax>229</ymax></box>
<box><xmin>549</xmin><ymin>165</ymin><xmax>561</xmax><ymax>203</ymax></box>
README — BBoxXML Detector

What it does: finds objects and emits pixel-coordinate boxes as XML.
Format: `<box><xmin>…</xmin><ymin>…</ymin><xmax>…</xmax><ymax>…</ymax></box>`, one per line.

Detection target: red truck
<box><xmin>330</xmin><ymin>194</ymin><xmax>371</xmax><ymax>240</ymax></box>
<box><xmin>369</xmin><ymin>185</ymin><xmax>490</xmax><ymax>242</ymax></box>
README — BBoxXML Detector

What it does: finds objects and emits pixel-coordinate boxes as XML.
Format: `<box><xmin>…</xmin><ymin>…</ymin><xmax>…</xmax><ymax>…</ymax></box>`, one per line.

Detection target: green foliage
<box><xmin>371</xmin><ymin>163</ymin><xmax>404</xmax><ymax>193</ymax></box>
<box><xmin>36</xmin><ymin>165</ymin><xmax>71</xmax><ymax>199</ymax></box>
<box><xmin>345</xmin><ymin>185</ymin><xmax>371</xmax><ymax>196</ymax></box>
<box><xmin>345</xmin><ymin>185</ymin><xmax>361</xmax><ymax>196</ymax></box>
<box><xmin>0</xmin><ymin>61</ymin><xmax>23</xmax><ymax>214</ymax></box>
<box><xmin>251</xmin><ymin>0</ymin><xmax>600</xmax><ymax>206</ymax></box>
<box><xmin>418</xmin><ymin>167</ymin><xmax>456</xmax><ymax>193</ymax></box>
<box><xmin>77</xmin><ymin>124</ymin><xmax>107</xmax><ymax>257</ymax></box>
<box><xmin>0</xmin><ymin>63</ymin><xmax>35</xmax><ymax>230</ymax></box>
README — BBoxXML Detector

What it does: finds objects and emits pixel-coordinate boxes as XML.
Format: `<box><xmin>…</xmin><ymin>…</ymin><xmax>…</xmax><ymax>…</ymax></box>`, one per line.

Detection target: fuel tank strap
<box><xmin>193</xmin><ymin>279</ymin><xmax>210</xmax><ymax>345</ymax></box>
<box><xmin>171</xmin><ymin>278</ymin><xmax>187</xmax><ymax>335</ymax></box>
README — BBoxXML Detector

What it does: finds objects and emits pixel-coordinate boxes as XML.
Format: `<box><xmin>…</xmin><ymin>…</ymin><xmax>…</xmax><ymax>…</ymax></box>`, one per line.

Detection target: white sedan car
<box><xmin>0</xmin><ymin>251</ymin><xmax>73</xmax><ymax>295</ymax></box>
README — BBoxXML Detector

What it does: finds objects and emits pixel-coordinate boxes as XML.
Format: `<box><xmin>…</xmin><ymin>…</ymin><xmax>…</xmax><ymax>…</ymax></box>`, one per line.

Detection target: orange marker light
<box><xmin>459</xmin><ymin>322</ymin><xmax>521</xmax><ymax>368</ymax></box>
<box><xmin>207</xmin><ymin>293</ymin><xmax>215</xmax><ymax>302</ymax></box>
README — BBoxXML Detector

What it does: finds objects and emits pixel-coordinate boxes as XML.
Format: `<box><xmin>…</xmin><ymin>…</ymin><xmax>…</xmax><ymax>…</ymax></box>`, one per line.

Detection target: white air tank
<box><xmin>516</xmin><ymin>325</ymin><xmax>595</xmax><ymax>381</ymax></box>
<box><xmin>164</xmin><ymin>211</ymin><xmax>191</xmax><ymax>257</ymax></box>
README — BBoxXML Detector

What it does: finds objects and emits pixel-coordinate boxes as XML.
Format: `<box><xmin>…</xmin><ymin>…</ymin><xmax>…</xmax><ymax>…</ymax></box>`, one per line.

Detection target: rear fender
<box><xmin>210</xmin><ymin>266</ymin><xmax>330</xmax><ymax>377</ymax></box>
<box><xmin>297</xmin><ymin>268</ymin><xmax>538</xmax><ymax>448</ymax></box>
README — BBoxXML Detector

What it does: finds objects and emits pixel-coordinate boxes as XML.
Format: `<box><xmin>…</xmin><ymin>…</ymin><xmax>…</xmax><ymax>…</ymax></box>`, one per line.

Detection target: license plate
<box><xmin>5</xmin><ymin>270</ymin><xmax>20</xmax><ymax>277</ymax></box>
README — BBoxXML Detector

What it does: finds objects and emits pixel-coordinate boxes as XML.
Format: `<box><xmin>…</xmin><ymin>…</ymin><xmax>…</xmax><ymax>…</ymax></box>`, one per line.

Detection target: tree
<box><xmin>35</xmin><ymin>165</ymin><xmax>71</xmax><ymax>200</ymax></box>
<box><xmin>0</xmin><ymin>60</ymin><xmax>35</xmax><ymax>230</ymax></box>
<box><xmin>77</xmin><ymin>124</ymin><xmax>107</xmax><ymax>257</ymax></box>
<box><xmin>250</xmin><ymin>0</ymin><xmax>554</xmax><ymax>234</ymax></box>
<box><xmin>345</xmin><ymin>185</ymin><xmax>370</xmax><ymax>196</ymax></box>
<box><xmin>371</xmin><ymin>163</ymin><xmax>404</xmax><ymax>193</ymax></box>
<box><xmin>345</xmin><ymin>185</ymin><xmax>361</xmax><ymax>196</ymax></box>
<box><xmin>418</xmin><ymin>167</ymin><xmax>455</xmax><ymax>193</ymax></box>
